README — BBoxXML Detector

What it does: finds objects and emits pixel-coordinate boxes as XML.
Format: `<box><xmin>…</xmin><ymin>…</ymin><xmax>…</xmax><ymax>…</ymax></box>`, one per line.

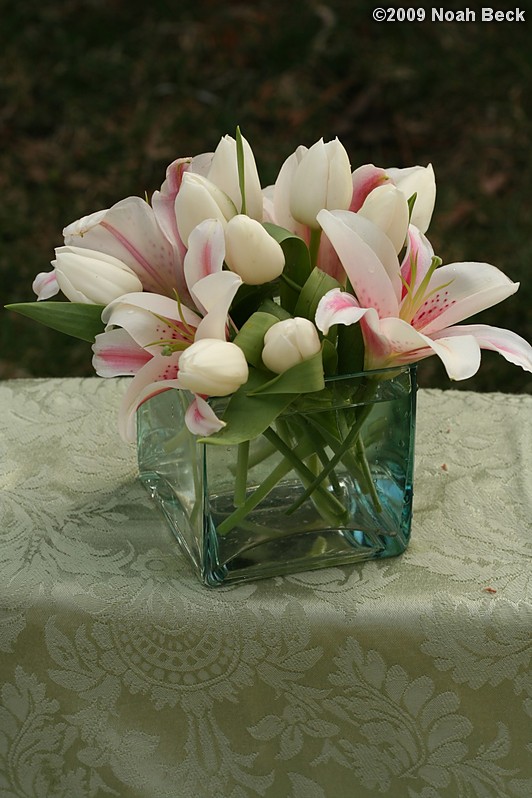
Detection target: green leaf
<box><xmin>407</xmin><ymin>192</ymin><xmax>417</xmax><ymax>221</ymax></box>
<box><xmin>247</xmin><ymin>350</ymin><xmax>325</xmax><ymax>395</ymax></box>
<box><xmin>321</xmin><ymin>337</ymin><xmax>338</xmax><ymax>376</ymax></box>
<box><xmin>233</xmin><ymin>311</ymin><xmax>279</xmax><ymax>368</ymax></box>
<box><xmin>337</xmin><ymin>322</ymin><xmax>365</xmax><ymax>375</ymax></box>
<box><xmin>257</xmin><ymin>298</ymin><xmax>292</xmax><ymax>321</ymax></box>
<box><xmin>230</xmin><ymin>283</ymin><xmax>278</xmax><ymax>329</ymax></box>
<box><xmin>263</xmin><ymin>223</ymin><xmax>311</xmax><ymax>313</ymax></box>
<box><xmin>294</xmin><ymin>267</ymin><xmax>342</xmax><ymax>321</ymax></box>
<box><xmin>5</xmin><ymin>302</ymin><xmax>106</xmax><ymax>343</ymax></box>
<box><xmin>199</xmin><ymin>368</ymin><xmax>297</xmax><ymax>446</ymax></box>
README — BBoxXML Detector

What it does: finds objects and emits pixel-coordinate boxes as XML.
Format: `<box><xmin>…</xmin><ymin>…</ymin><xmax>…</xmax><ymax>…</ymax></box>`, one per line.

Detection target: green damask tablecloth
<box><xmin>0</xmin><ymin>377</ymin><xmax>531</xmax><ymax>798</ymax></box>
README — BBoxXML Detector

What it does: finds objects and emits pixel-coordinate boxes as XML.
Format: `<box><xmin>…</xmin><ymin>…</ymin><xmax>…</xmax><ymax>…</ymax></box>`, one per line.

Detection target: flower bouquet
<box><xmin>8</xmin><ymin>130</ymin><xmax>532</xmax><ymax>585</ymax></box>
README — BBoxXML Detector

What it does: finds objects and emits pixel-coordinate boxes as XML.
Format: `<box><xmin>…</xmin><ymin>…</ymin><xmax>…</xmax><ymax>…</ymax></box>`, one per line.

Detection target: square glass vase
<box><xmin>136</xmin><ymin>365</ymin><xmax>417</xmax><ymax>587</ymax></box>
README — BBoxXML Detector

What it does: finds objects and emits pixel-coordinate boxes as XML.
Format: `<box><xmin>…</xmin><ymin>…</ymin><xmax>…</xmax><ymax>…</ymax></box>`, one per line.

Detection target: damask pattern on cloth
<box><xmin>0</xmin><ymin>378</ymin><xmax>531</xmax><ymax>798</ymax></box>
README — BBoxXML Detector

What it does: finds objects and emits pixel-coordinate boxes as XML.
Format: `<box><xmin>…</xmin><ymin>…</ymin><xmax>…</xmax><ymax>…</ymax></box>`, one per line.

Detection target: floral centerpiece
<box><xmin>8</xmin><ymin>130</ymin><xmax>532</xmax><ymax>585</ymax></box>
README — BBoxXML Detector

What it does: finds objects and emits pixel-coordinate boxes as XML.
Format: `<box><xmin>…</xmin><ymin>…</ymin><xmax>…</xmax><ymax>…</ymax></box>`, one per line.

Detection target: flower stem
<box><xmin>233</xmin><ymin>440</ymin><xmax>249</xmax><ymax>507</ymax></box>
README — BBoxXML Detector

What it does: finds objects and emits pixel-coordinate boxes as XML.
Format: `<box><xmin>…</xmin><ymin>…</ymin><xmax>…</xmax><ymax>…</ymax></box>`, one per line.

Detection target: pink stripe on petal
<box><xmin>92</xmin><ymin>330</ymin><xmax>152</xmax><ymax>377</ymax></box>
<box><xmin>350</xmin><ymin>165</ymin><xmax>389</xmax><ymax>212</ymax></box>
<box><xmin>32</xmin><ymin>270</ymin><xmax>60</xmax><ymax>300</ymax></box>
<box><xmin>184</xmin><ymin>219</ymin><xmax>226</xmax><ymax>299</ymax></box>
<box><xmin>433</xmin><ymin>324</ymin><xmax>532</xmax><ymax>373</ymax></box>
<box><xmin>185</xmin><ymin>395</ymin><xmax>226</xmax><ymax>436</ymax></box>
<box><xmin>118</xmin><ymin>352</ymin><xmax>182</xmax><ymax>441</ymax></box>
<box><xmin>315</xmin><ymin>288</ymin><xmax>366</xmax><ymax>334</ymax></box>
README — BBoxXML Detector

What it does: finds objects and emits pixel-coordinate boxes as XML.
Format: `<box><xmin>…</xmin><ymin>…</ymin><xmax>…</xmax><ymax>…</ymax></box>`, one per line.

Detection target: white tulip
<box><xmin>262</xmin><ymin>317</ymin><xmax>321</xmax><ymax>374</ymax></box>
<box><xmin>177</xmin><ymin>338</ymin><xmax>248</xmax><ymax>396</ymax></box>
<box><xmin>289</xmin><ymin>138</ymin><xmax>352</xmax><ymax>229</ymax></box>
<box><xmin>175</xmin><ymin>173</ymin><xmax>237</xmax><ymax>246</ymax></box>
<box><xmin>386</xmin><ymin>164</ymin><xmax>436</xmax><ymax>233</ymax></box>
<box><xmin>208</xmin><ymin>134</ymin><xmax>263</xmax><ymax>221</ymax></box>
<box><xmin>52</xmin><ymin>246</ymin><xmax>143</xmax><ymax>304</ymax></box>
<box><xmin>224</xmin><ymin>215</ymin><xmax>285</xmax><ymax>285</ymax></box>
<box><xmin>358</xmin><ymin>184</ymin><xmax>409</xmax><ymax>254</ymax></box>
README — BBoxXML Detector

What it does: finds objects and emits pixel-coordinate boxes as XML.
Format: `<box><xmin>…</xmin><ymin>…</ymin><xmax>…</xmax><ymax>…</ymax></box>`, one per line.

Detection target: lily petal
<box><xmin>316</xmin><ymin>210</ymin><xmax>399</xmax><ymax>317</ymax></box>
<box><xmin>350</xmin><ymin>164</ymin><xmax>389</xmax><ymax>212</ymax></box>
<box><xmin>63</xmin><ymin>197</ymin><xmax>187</xmax><ymax>299</ymax></box>
<box><xmin>92</xmin><ymin>329</ymin><xmax>152</xmax><ymax>376</ymax></box>
<box><xmin>103</xmin><ymin>292</ymin><xmax>200</xmax><ymax>350</ymax></box>
<box><xmin>433</xmin><ymin>324</ymin><xmax>532</xmax><ymax>373</ymax></box>
<box><xmin>151</xmin><ymin>156</ymin><xmax>191</xmax><ymax>258</ymax></box>
<box><xmin>184</xmin><ymin>218</ymin><xmax>226</xmax><ymax>303</ymax></box>
<box><xmin>331</xmin><ymin>210</ymin><xmax>402</xmax><ymax>301</ymax></box>
<box><xmin>414</xmin><ymin>262</ymin><xmax>519</xmax><ymax>334</ymax></box>
<box><xmin>315</xmin><ymin>288</ymin><xmax>366</xmax><ymax>334</ymax></box>
<box><xmin>400</xmin><ymin>224</ymin><xmax>435</xmax><ymax>298</ymax></box>
<box><xmin>378</xmin><ymin>317</ymin><xmax>481</xmax><ymax>379</ymax></box>
<box><xmin>193</xmin><ymin>271</ymin><xmax>242</xmax><ymax>341</ymax></box>
<box><xmin>118</xmin><ymin>353</ymin><xmax>181</xmax><ymax>442</ymax></box>
<box><xmin>185</xmin><ymin>395</ymin><xmax>226</xmax><ymax>435</ymax></box>
<box><xmin>386</xmin><ymin>164</ymin><xmax>436</xmax><ymax>233</ymax></box>
<box><xmin>32</xmin><ymin>270</ymin><xmax>60</xmax><ymax>300</ymax></box>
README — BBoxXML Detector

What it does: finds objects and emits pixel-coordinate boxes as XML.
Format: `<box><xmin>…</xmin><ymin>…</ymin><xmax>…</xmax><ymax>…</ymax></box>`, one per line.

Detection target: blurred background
<box><xmin>1</xmin><ymin>0</ymin><xmax>531</xmax><ymax>391</ymax></box>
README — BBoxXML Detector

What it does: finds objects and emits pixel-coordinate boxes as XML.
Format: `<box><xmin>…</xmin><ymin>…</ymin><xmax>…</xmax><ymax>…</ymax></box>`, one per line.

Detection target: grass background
<box><xmin>1</xmin><ymin>0</ymin><xmax>531</xmax><ymax>392</ymax></box>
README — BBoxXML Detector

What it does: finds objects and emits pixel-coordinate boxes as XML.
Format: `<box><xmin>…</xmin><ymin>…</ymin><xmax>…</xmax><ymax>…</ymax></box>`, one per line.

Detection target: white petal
<box><xmin>63</xmin><ymin>197</ymin><xmax>186</xmax><ymax>298</ymax></box>
<box><xmin>386</xmin><ymin>163</ymin><xmax>436</xmax><ymax>233</ymax></box>
<box><xmin>415</xmin><ymin>262</ymin><xmax>519</xmax><ymax>334</ymax></box>
<box><xmin>330</xmin><ymin>210</ymin><xmax>402</xmax><ymax>301</ymax></box>
<box><xmin>118</xmin><ymin>353</ymin><xmax>182</xmax><ymax>442</ymax></box>
<box><xmin>185</xmin><ymin>395</ymin><xmax>226</xmax><ymax>435</ymax></box>
<box><xmin>433</xmin><ymin>324</ymin><xmax>532</xmax><ymax>373</ymax></box>
<box><xmin>315</xmin><ymin>288</ymin><xmax>367</xmax><ymax>335</ymax></box>
<box><xmin>379</xmin><ymin>317</ymin><xmax>481</xmax><ymax>380</ymax></box>
<box><xmin>193</xmin><ymin>271</ymin><xmax>242</xmax><ymax>341</ymax></box>
<box><xmin>92</xmin><ymin>329</ymin><xmax>152</xmax><ymax>376</ymax></box>
<box><xmin>184</xmin><ymin>218</ymin><xmax>226</xmax><ymax>301</ymax></box>
<box><xmin>400</xmin><ymin>224</ymin><xmax>434</xmax><ymax>297</ymax></box>
<box><xmin>316</xmin><ymin>210</ymin><xmax>399</xmax><ymax>317</ymax></box>
<box><xmin>103</xmin><ymin>292</ymin><xmax>200</xmax><ymax>350</ymax></box>
<box><xmin>32</xmin><ymin>270</ymin><xmax>60</xmax><ymax>300</ymax></box>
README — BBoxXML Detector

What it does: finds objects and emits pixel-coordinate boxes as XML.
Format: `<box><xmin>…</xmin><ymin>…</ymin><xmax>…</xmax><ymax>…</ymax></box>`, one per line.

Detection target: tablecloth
<box><xmin>0</xmin><ymin>377</ymin><xmax>531</xmax><ymax>798</ymax></box>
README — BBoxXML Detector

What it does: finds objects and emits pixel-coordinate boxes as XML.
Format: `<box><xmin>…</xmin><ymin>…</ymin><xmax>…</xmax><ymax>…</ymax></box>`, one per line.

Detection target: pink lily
<box><xmin>93</xmin><ymin>219</ymin><xmax>244</xmax><ymax>439</ymax></box>
<box><xmin>61</xmin><ymin>197</ymin><xmax>190</xmax><ymax>301</ymax></box>
<box><xmin>35</xmin><ymin>153</ymin><xmax>213</xmax><ymax>306</ymax></box>
<box><xmin>315</xmin><ymin>210</ymin><xmax>532</xmax><ymax>380</ymax></box>
<box><xmin>351</xmin><ymin>163</ymin><xmax>436</xmax><ymax>233</ymax></box>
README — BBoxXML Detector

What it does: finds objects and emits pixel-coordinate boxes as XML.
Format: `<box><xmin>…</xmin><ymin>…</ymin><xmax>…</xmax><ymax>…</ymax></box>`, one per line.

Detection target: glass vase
<box><xmin>136</xmin><ymin>365</ymin><xmax>417</xmax><ymax>587</ymax></box>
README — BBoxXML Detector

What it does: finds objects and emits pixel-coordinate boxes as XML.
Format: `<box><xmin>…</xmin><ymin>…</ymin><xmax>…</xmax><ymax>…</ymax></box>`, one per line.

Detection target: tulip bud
<box><xmin>358</xmin><ymin>184</ymin><xmax>409</xmax><ymax>254</ymax></box>
<box><xmin>208</xmin><ymin>134</ymin><xmax>263</xmax><ymax>221</ymax></box>
<box><xmin>289</xmin><ymin>138</ymin><xmax>352</xmax><ymax>229</ymax></box>
<box><xmin>224</xmin><ymin>215</ymin><xmax>285</xmax><ymax>285</ymax></box>
<box><xmin>386</xmin><ymin>164</ymin><xmax>436</xmax><ymax>233</ymax></box>
<box><xmin>52</xmin><ymin>246</ymin><xmax>143</xmax><ymax>304</ymax></box>
<box><xmin>177</xmin><ymin>338</ymin><xmax>248</xmax><ymax>396</ymax></box>
<box><xmin>175</xmin><ymin>173</ymin><xmax>237</xmax><ymax>246</ymax></box>
<box><xmin>262</xmin><ymin>317</ymin><xmax>321</xmax><ymax>374</ymax></box>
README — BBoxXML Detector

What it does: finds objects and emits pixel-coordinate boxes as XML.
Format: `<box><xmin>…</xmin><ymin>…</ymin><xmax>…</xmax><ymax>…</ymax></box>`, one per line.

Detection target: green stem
<box><xmin>355</xmin><ymin>437</ymin><xmax>382</xmax><ymax>512</ymax></box>
<box><xmin>286</xmin><ymin>397</ymin><xmax>375</xmax><ymax>516</ymax></box>
<box><xmin>216</xmin><ymin>436</ymin><xmax>315</xmax><ymax>536</ymax></box>
<box><xmin>233</xmin><ymin>440</ymin><xmax>249</xmax><ymax>507</ymax></box>
<box><xmin>262</xmin><ymin>427</ymin><xmax>347</xmax><ymax>520</ymax></box>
